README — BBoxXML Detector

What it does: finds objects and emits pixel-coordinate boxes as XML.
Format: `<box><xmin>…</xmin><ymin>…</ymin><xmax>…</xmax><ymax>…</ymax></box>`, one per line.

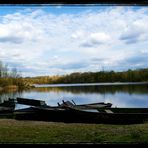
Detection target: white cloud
<box><xmin>120</xmin><ymin>20</ymin><xmax>148</xmax><ymax>44</ymax></box>
<box><xmin>0</xmin><ymin>6</ymin><xmax>147</xmax><ymax>76</ymax></box>
<box><xmin>81</xmin><ymin>32</ymin><xmax>111</xmax><ymax>47</ymax></box>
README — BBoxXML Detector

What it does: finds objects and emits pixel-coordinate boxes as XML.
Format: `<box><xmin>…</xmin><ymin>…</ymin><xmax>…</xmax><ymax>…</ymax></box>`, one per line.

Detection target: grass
<box><xmin>0</xmin><ymin>119</ymin><xmax>148</xmax><ymax>144</ymax></box>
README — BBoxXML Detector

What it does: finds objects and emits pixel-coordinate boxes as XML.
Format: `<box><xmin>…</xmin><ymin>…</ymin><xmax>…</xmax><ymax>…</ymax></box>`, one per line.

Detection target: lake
<box><xmin>0</xmin><ymin>82</ymin><xmax>148</xmax><ymax>109</ymax></box>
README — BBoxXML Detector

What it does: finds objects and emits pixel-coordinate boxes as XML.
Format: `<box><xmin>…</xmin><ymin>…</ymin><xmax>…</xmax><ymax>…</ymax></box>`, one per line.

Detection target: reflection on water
<box><xmin>0</xmin><ymin>83</ymin><xmax>148</xmax><ymax>109</ymax></box>
<box><xmin>32</xmin><ymin>84</ymin><xmax>148</xmax><ymax>95</ymax></box>
<box><xmin>0</xmin><ymin>90</ymin><xmax>22</xmax><ymax>104</ymax></box>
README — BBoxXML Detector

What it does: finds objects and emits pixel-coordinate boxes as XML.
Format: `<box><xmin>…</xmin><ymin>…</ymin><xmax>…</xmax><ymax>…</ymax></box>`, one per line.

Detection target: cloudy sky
<box><xmin>0</xmin><ymin>5</ymin><xmax>148</xmax><ymax>77</ymax></box>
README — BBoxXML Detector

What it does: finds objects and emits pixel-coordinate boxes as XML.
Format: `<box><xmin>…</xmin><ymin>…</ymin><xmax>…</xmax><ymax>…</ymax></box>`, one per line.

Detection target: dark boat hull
<box><xmin>100</xmin><ymin>108</ymin><xmax>148</xmax><ymax>113</ymax></box>
<box><xmin>16</xmin><ymin>97</ymin><xmax>47</xmax><ymax>107</ymax></box>
<box><xmin>14</xmin><ymin>98</ymin><xmax>148</xmax><ymax>124</ymax></box>
<box><xmin>14</xmin><ymin>107</ymin><xmax>148</xmax><ymax>124</ymax></box>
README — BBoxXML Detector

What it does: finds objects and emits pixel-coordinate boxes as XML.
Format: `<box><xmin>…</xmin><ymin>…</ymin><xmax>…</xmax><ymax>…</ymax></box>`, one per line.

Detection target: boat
<box><xmin>14</xmin><ymin>105</ymin><xmax>148</xmax><ymax>124</ymax></box>
<box><xmin>16</xmin><ymin>97</ymin><xmax>47</xmax><ymax>107</ymax></box>
<box><xmin>57</xmin><ymin>100</ymin><xmax>112</xmax><ymax>109</ymax></box>
<box><xmin>14</xmin><ymin>97</ymin><xmax>148</xmax><ymax>124</ymax></box>
<box><xmin>16</xmin><ymin>97</ymin><xmax>112</xmax><ymax>109</ymax></box>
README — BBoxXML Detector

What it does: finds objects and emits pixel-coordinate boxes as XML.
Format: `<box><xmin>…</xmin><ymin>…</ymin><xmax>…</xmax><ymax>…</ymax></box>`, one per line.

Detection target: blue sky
<box><xmin>0</xmin><ymin>5</ymin><xmax>148</xmax><ymax>77</ymax></box>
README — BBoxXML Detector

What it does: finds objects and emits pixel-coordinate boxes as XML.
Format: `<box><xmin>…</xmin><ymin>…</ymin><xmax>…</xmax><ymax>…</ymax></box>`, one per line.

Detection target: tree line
<box><xmin>0</xmin><ymin>60</ymin><xmax>148</xmax><ymax>86</ymax></box>
<box><xmin>24</xmin><ymin>68</ymin><xmax>148</xmax><ymax>84</ymax></box>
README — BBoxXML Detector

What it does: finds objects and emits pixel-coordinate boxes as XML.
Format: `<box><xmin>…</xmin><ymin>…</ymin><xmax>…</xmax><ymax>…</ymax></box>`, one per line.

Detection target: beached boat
<box><xmin>16</xmin><ymin>97</ymin><xmax>112</xmax><ymax>109</ymax></box>
<box><xmin>16</xmin><ymin>97</ymin><xmax>47</xmax><ymax>107</ymax></box>
<box><xmin>14</xmin><ymin>105</ymin><xmax>148</xmax><ymax>124</ymax></box>
<box><xmin>57</xmin><ymin>100</ymin><xmax>112</xmax><ymax>109</ymax></box>
<box><xmin>14</xmin><ymin>97</ymin><xmax>148</xmax><ymax>124</ymax></box>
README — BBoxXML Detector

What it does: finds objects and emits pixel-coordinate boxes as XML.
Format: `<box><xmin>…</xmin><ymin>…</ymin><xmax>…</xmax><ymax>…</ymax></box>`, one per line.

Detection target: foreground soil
<box><xmin>0</xmin><ymin>119</ymin><xmax>148</xmax><ymax>144</ymax></box>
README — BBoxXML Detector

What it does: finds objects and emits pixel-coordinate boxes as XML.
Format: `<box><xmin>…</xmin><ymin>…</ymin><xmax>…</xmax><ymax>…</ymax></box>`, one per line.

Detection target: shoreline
<box><xmin>0</xmin><ymin>85</ymin><xmax>18</xmax><ymax>91</ymax></box>
<box><xmin>34</xmin><ymin>82</ymin><xmax>148</xmax><ymax>87</ymax></box>
<box><xmin>0</xmin><ymin>85</ymin><xmax>34</xmax><ymax>92</ymax></box>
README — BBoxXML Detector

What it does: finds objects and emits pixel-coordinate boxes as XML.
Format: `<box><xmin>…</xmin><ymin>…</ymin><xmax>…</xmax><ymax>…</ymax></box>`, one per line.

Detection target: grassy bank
<box><xmin>0</xmin><ymin>119</ymin><xmax>148</xmax><ymax>144</ymax></box>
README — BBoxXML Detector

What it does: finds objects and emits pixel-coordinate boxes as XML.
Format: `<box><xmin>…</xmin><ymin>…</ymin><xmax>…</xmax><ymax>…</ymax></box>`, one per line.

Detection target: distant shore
<box><xmin>0</xmin><ymin>85</ymin><xmax>18</xmax><ymax>91</ymax></box>
<box><xmin>0</xmin><ymin>85</ymin><xmax>34</xmax><ymax>92</ymax></box>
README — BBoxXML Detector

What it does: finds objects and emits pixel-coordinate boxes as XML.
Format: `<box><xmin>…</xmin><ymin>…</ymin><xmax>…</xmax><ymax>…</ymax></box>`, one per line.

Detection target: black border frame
<box><xmin>0</xmin><ymin>0</ymin><xmax>148</xmax><ymax>5</ymax></box>
<box><xmin>0</xmin><ymin>0</ymin><xmax>148</xmax><ymax>146</ymax></box>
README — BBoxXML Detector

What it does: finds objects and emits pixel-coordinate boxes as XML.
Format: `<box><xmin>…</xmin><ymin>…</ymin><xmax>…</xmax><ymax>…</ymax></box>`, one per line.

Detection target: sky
<box><xmin>0</xmin><ymin>5</ymin><xmax>148</xmax><ymax>77</ymax></box>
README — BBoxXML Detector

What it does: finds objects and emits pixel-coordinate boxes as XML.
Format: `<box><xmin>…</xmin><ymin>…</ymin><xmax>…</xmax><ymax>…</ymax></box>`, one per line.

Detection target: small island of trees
<box><xmin>0</xmin><ymin>60</ymin><xmax>28</xmax><ymax>91</ymax></box>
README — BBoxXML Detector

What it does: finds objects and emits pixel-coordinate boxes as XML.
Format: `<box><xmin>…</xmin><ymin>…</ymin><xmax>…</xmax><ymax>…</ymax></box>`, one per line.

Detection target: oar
<box><xmin>72</xmin><ymin>100</ymin><xmax>76</xmax><ymax>105</ymax></box>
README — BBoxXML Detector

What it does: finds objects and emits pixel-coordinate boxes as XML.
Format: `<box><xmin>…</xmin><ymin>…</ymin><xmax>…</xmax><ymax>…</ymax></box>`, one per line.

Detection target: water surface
<box><xmin>0</xmin><ymin>83</ymin><xmax>148</xmax><ymax>109</ymax></box>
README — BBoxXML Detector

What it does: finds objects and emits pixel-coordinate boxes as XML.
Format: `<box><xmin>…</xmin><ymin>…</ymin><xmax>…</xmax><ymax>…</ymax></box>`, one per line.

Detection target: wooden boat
<box><xmin>14</xmin><ymin>97</ymin><xmax>148</xmax><ymax>124</ymax></box>
<box><xmin>16</xmin><ymin>97</ymin><xmax>47</xmax><ymax>107</ymax></box>
<box><xmin>14</xmin><ymin>106</ymin><xmax>68</xmax><ymax>122</ymax></box>
<box><xmin>16</xmin><ymin>97</ymin><xmax>112</xmax><ymax>109</ymax></box>
<box><xmin>57</xmin><ymin>100</ymin><xmax>112</xmax><ymax>109</ymax></box>
<box><xmin>14</xmin><ymin>105</ymin><xmax>148</xmax><ymax>124</ymax></box>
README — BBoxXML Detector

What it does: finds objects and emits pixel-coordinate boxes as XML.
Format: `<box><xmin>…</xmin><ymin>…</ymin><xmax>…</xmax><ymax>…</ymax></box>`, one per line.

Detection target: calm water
<box><xmin>0</xmin><ymin>83</ymin><xmax>148</xmax><ymax>109</ymax></box>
